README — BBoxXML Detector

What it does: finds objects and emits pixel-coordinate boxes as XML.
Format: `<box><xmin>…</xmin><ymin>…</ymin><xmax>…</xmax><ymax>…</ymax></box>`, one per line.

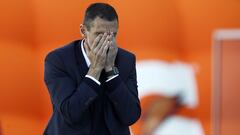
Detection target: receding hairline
<box><xmin>83</xmin><ymin>3</ymin><xmax>119</xmax><ymax>30</ymax></box>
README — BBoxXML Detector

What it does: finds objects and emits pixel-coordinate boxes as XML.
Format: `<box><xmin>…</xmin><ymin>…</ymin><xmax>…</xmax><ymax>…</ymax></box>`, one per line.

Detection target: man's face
<box><xmin>84</xmin><ymin>17</ymin><xmax>118</xmax><ymax>48</ymax></box>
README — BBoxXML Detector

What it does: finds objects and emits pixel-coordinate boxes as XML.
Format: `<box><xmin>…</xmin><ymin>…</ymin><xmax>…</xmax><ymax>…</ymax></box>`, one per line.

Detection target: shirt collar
<box><xmin>81</xmin><ymin>39</ymin><xmax>91</xmax><ymax>67</ymax></box>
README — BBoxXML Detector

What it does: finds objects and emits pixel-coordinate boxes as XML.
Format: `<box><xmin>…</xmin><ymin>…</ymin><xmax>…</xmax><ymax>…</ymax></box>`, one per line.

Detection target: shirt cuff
<box><xmin>106</xmin><ymin>74</ymin><xmax>119</xmax><ymax>82</ymax></box>
<box><xmin>85</xmin><ymin>75</ymin><xmax>101</xmax><ymax>85</ymax></box>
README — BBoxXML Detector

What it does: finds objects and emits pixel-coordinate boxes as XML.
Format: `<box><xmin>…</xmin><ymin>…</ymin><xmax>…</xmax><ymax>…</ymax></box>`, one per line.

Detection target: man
<box><xmin>44</xmin><ymin>2</ymin><xmax>141</xmax><ymax>135</ymax></box>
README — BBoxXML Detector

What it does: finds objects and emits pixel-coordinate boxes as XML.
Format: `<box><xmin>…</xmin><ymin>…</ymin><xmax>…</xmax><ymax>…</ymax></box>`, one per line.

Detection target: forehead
<box><xmin>90</xmin><ymin>17</ymin><xmax>118</xmax><ymax>33</ymax></box>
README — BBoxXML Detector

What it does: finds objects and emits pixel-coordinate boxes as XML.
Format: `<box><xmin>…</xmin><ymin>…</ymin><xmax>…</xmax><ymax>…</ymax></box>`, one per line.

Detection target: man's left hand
<box><xmin>105</xmin><ymin>33</ymin><xmax>118</xmax><ymax>72</ymax></box>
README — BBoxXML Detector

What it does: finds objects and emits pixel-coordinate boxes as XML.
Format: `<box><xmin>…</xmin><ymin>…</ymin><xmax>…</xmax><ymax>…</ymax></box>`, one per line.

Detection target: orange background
<box><xmin>0</xmin><ymin>0</ymin><xmax>240</xmax><ymax>134</ymax></box>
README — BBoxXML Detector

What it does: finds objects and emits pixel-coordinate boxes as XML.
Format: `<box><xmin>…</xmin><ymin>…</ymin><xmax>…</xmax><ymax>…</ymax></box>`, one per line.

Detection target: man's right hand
<box><xmin>84</xmin><ymin>33</ymin><xmax>112</xmax><ymax>81</ymax></box>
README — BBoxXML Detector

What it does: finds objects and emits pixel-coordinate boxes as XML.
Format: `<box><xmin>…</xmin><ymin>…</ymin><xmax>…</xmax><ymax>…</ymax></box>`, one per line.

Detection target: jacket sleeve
<box><xmin>105</xmin><ymin>54</ymin><xmax>141</xmax><ymax>126</ymax></box>
<box><xmin>44</xmin><ymin>51</ymin><xmax>99</xmax><ymax>125</ymax></box>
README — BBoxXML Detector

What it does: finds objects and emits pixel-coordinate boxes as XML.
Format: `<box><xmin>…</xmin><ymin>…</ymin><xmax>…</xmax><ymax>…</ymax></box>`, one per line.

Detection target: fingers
<box><xmin>96</xmin><ymin>34</ymin><xmax>111</xmax><ymax>53</ymax></box>
<box><xmin>91</xmin><ymin>34</ymin><xmax>103</xmax><ymax>50</ymax></box>
<box><xmin>90</xmin><ymin>32</ymin><xmax>115</xmax><ymax>57</ymax></box>
<box><xmin>102</xmin><ymin>41</ymin><xmax>112</xmax><ymax>55</ymax></box>
<box><xmin>94</xmin><ymin>33</ymin><xmax>111</xmax><ymax>52</ymax></box>
<box><xmin>108</xmin><ymin>37</ymin><xmax>118</xmax><ymax>53</ymax></box>
<box><xmin>95</xmin><ymin>33</ymin><xmax>107</xmax><ymax>51</ymax></box>
<box><xmin>97</xmin><ymin>40</ymin><xmax>111</xmax><ymax>57</ymax></box>
<box><xmin>102</xmin><ymin>34</ymin><xmax>112</xmax><ymax>48</ymax></box>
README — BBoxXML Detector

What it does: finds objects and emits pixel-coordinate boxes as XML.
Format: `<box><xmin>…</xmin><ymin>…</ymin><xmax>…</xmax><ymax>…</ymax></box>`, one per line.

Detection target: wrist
<box><xmin>105</xmin><ymin>66</ymin><xmax>119</xmax><ymax>77</ymax></box>
<box><xmin>87</xmin><ymin>66</ymin><xmax>102</xmax><ymax>80</ymax></box>
<box><xmin>90</xmin><ymin>65</ymin><xmax>103</xmax><ymax>71</ymax></box>
<box><xmin>105</xmin><ymin>66</ymin><xmax>114</xmax><ymax>72</ymax></box>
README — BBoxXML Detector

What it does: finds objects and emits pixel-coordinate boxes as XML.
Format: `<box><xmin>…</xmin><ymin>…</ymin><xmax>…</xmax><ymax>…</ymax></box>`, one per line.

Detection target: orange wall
<box><xmin>176</xmin><ymin>1</ymin><xmax>240</xmax><ymax>134</ymax></box>
<box><xmin>0</xmin><ymin>0</ymin><xmax>240</xmax><ymax>134</ymax></box>
<box><xmin>0</xmin><ymin>0</ymin><xmax>43</xmax><ymax>118</ymax></box>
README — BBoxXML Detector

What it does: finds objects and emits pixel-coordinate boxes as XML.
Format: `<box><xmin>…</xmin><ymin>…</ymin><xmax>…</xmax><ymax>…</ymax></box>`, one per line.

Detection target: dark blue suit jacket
<box><xmin>44</xmin><ymin>40</ymin><xmax>141</xmax><ymax>135</ymax></box>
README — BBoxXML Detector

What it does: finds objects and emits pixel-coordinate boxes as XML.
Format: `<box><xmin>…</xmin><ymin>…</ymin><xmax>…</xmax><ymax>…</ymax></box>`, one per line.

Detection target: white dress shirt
<box><xmin>81</xmin><ymin>40</ymin><xmax>118</xmax><ymax>85</ymax></box>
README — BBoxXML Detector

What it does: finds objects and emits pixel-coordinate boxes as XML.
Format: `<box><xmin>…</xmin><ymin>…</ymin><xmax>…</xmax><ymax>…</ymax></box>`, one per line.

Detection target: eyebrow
<box><xmin>95</xmin><ymin>31</ymin><xmax>117</xmax><ymax>35</ymax></box>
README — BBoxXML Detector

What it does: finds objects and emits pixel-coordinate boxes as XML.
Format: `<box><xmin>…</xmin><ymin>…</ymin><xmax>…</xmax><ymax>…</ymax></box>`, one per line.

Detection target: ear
<box><xmin>80</xmin><ymin>24</ymin><xmax>86</xmax><ymax>38</ymax></box>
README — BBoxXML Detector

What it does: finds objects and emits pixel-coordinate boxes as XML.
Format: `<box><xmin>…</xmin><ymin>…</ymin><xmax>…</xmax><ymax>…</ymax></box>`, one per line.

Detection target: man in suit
<box><xmin>44</xmin><ymin>3</ymin><xmax>141</xmax><ymax>135</ymax></box>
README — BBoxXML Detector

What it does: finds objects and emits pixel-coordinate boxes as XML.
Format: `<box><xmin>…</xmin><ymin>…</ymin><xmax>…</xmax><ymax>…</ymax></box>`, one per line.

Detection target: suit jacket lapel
<box><xmin>74</xmin><ymin>40</ymin><xmax>89</xmax><ymax>80</ymax></box>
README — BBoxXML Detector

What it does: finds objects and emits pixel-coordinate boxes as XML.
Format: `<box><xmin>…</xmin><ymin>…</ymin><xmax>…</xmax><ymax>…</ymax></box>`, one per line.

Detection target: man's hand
<box><xmin>84</xmin><ymin>33</ymin><xmax>112</xmax><ymax>80</ymax></box>
<box><xmin>105</xmin><ymin>32</ymin><xmax>118</xmax><ymax>72</ymax></box>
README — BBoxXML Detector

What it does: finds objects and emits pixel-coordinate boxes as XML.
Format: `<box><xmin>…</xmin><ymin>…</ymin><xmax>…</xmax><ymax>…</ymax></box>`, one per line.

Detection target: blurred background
<box><xmin>0</xmin><ymin>0</ymin><xmax>240</xmax><ymax>135</ymax></box>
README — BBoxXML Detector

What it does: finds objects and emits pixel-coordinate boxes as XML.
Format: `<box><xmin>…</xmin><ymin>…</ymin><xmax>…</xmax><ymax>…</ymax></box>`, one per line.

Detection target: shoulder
<box><xmin>116</xmin><ymin>48</ymin><xmax>136</xmax><ymax>75</ymax></box>
<box><xmin>45</xmin><ymin>40</ymin><xmax>80</xmax><ymax>62</ymax></box>
<box><xmin>117</xmin><ymin>47</ymin><xmax>136</xmax><ymax>62</ymax></box>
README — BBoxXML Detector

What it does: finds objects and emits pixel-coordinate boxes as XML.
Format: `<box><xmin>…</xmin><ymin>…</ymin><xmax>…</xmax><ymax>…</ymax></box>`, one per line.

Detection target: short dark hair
<box><xmin>83</xmin><ymin>3</ymin><xmax>118</xmax><ymax>30</ymax></box>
